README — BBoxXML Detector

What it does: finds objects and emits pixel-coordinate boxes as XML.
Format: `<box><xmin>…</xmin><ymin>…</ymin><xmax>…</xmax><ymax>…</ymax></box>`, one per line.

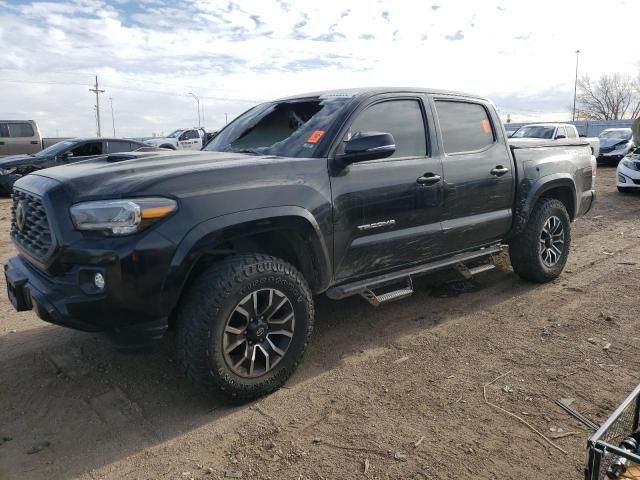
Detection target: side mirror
<box><xmin>555</xmin><ymin>135</ymin><xmax>566</xmax><ymax>140</ymax></box>
<box><xmin>336</xmin><ymin>132</ymin><xmax>396</xmax><ymax>164</ymax></box>
<box><xmin>579</xmin><ymin>134</ymin><xmax>587</xmax><ymax>138</ymax></box>
<box><xmin>62</xmin><ymin>151</ymin><xmax>74</xmax><ymax>160</ymax></box>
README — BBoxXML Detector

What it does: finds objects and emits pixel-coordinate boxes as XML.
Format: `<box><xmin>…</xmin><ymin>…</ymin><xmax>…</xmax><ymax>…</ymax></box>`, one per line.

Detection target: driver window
<box><xmin>339</xmin><ymin>100</ymin><xmax>427</xmax><ymax>158</ymax></box>
<box><xmin>71</xmin><ymin>141</ymin><xmax>103</xmax><ymax>157</ymax></box>
<box><xmin>182</xmin><ymin>130</ymin><xmax>198</xmax><ymax>140</ymax></box>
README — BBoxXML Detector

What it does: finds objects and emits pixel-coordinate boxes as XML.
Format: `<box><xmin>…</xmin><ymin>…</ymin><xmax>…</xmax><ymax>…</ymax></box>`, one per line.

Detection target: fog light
<box><xmin>94</xmin><ymin>273</ymin><xmax>105</xmax><ymax>290</ymax></box>
<box><xmin>619</xmin><ymin>174</ymin><xmax>627</xmax><ymax>183</ymax></box>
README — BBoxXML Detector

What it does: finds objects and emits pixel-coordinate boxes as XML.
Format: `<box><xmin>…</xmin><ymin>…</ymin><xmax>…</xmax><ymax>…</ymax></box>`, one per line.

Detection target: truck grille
<box><xmin>10</xmin><ymin>190</ymin><xmax>54</xmax><ymax>260</ymax></box>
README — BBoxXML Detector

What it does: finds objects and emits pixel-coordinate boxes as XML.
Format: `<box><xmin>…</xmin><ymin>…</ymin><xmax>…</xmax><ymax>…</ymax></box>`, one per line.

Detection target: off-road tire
<box><xmin>509</xmin><ymin>198</ymin><xmax>571</xmax><ymax>283</ymax></box>
<box><xmin>175</xmin><ymin>254</ymin><xmax>314</xmax><ymax>400</ymax></box>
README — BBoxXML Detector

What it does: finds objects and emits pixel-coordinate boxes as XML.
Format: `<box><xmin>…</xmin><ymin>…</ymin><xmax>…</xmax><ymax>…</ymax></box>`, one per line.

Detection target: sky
<box><xmin>1</xmin><ymin>0</ymin><xmax>639</xmax><ymax>138</ymax></box>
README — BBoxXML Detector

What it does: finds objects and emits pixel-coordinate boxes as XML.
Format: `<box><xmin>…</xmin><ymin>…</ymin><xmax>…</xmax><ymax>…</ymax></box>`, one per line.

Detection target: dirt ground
<box><xmin>1</xmin><ymin>166</ymin><xmax>639</xmax><ymax>480</ymax></box>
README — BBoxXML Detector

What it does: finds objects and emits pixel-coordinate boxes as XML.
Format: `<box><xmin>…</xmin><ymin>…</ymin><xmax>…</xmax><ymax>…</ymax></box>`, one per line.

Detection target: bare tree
<box><xmin>576</xmin><ymin>73</ymin><xmax>640</xmax><ymax>120</ymax></box>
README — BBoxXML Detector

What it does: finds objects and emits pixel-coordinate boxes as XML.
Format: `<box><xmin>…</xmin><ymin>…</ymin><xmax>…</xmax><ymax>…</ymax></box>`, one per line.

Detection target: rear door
<box><xmin>330</xmin><ymin>96</ymin><xmax>445</xmax><ymax>280</ymax></box>
<box><xmin>6</xmin><ymin>122</ymin><xmax>39</xmax><ymax>155</ymax></box>
<box><xmin>432</xmin><ymin>97</ymin><xmax>514</xmax><ymax>253</ymax></box>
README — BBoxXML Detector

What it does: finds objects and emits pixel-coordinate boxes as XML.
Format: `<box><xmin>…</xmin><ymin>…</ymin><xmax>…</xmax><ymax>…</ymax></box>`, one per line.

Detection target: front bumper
<box><xmin>5</xmin><ymin>255</ymin><xmax>170</xmax><ymax>344</ymax></box>
<box><xmin>0</xmin><ymin>173</ymin><xmax>22</xmax><ymax>194</ymax></box>
<box><xmin>616</xmin><ymin>164</ymin><xmax>640</xmax><ymax>188</ymax></box>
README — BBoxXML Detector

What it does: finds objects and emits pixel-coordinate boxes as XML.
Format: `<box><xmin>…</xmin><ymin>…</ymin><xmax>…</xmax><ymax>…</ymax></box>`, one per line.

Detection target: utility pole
<box><xmin>109</xmin><ymin>97</ymin><xmax>116</xmax><ymax>137</ymax></box>
<box><xmin>572</xmin><ymin>49</ymin><xmax>581</xmax><ymax>122</ymax></box>
<box><xmin>89</xmin><ymin>75</ymin><xmax>105</xmax><ymax>137</ymax></box>
<box><xmin>225</xmin><ymin>112</ymin><xmax>229</xmax><ymax>124</ymax></box>
<box><xmin>188</xmin><ymin>93</ymin><xmax>201</xmax><ymax>127</ymax></box>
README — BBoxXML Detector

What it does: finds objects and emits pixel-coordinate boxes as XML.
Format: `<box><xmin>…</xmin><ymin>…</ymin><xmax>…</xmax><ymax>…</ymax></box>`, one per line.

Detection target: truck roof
<box><xmin>276</xmin><ymin>87</ymin><xmax>490</xmax><ymax>103</ymax></box>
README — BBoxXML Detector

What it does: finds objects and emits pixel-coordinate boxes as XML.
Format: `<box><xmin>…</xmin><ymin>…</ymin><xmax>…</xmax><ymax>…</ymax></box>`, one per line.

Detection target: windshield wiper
<box><xmin>230</xmin><ymin>148</ymin><xmax>265</xmax><ymax>155</ymax></box>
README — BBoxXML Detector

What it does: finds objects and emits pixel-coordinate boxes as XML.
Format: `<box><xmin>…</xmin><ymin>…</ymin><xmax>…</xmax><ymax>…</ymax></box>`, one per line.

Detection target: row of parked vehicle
<box><xmin>4</xmin><ymin>87</ymin><xmax>598</xmax><ymax>399</ymax></box>
<box><xmin>0</xmin><ymin>124</ymin><xmax>220</xmax><ymax>194</ymax></box>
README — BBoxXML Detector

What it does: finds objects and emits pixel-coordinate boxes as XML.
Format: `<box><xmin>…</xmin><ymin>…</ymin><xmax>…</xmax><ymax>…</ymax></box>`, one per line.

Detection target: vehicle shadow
<box><xmin>0</xmin><ymin>267</ymin><xmax>533</xmax><ymax>479</ymax></box>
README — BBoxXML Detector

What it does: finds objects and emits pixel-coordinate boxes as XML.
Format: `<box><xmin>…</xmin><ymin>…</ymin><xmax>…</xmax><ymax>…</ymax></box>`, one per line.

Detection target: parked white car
<box><xmin>510</xmin><ymin>123</ymin><xmax>599</xmax><ymax>156</ymax></box>
<box><xmin>616</xmin><ymin>147</ymin><xmax>640</xmax><ymax>192</ymax></box>
<box><xmin>145</xmin><ymin>128</ymin><xmax>207</xmax><ymax>150</ymax></box>
<box><xmin>597</xmin><ymin>128</ymin><xmax>635</xmax><ymax>165</ymax></box>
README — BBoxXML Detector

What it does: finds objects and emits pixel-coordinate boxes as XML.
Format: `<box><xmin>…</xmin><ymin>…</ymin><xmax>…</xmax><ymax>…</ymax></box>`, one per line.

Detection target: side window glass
<box><xmin>7</xmin><ymin>123</ymin><xmax>35</xmax><ymax>137</ymax></box>
<box><xmin>107</xmin><ymin>141</ymin><xmax>133</xmax><ymax>153</ymax></box>
<box><xmin>556</xmin><ymin>127</ymin><xmax>567</xmax><ymax>139</ymax></box>
<box><xmin>343</xmin><ymin>100</ymin><xmax>427</xmax><ymax>158</ymax></box>
<box><xmin>184</xmin><ymin>130</ymin><xmax>199</xmax><ymax>140</ymax></box>
<box><xmin>71</xmin><ymin>141</ymin><xmax>103</xmax><ymax>157</ymax></box>
<box><xmin>566</xmin><ymin>127</ymin><xmax>577</xmax><ymax>139</ymax></box>
<box><xmin>435</xmin><ymin>101</ymin><xmax>495</xmax><ymax>154</ymax></box>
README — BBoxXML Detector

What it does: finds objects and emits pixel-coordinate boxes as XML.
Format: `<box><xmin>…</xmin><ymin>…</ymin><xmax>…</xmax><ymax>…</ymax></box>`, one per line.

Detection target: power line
<box><xmin>0</xmin><ymin>78</ymin><xmax>263</xmax><ymax>103</ymax></box>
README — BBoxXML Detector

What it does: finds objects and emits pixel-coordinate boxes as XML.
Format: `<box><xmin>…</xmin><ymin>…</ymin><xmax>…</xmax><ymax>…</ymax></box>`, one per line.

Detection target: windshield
<box><xmin>599</xmin><ymin>130</ymin><xmax>632</xmax><ymax>141</ymax></box>
<box><xmin>34</xmin><ymin>140</ymin><xmax>76</xmax><ymax>157</ymax></box>
<box><xmin>204</xmin><ymin>96</ymin><xmax>352</xmax><ymax>157</ymax></box>
<box><xmin>511</xmin><ymin>126</ymin><xmax>556</xmax><ymax>139</ymax></box>
<box><xmin>166</xmin><ymin>129</ymin><xmax>184</xmax><ymax>138</ymax></box>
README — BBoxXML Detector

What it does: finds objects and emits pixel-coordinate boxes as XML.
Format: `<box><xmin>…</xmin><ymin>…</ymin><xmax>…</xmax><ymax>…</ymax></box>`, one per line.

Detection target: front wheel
<box><xmin>509</xmin><ymin>198</ymin><xmax>571</xmax><ymax>283</ymax></box>
<box><xmin>175</xmin><ymin>254</ymin><xmax>314</xmax><ymax>400</ymax></box>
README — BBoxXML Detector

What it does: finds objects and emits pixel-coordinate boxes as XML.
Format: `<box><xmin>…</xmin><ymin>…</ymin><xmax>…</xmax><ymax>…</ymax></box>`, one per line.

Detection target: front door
<box><xmin>431</xmin><ymin>98</ymin><xmax>514</xmax><ymax>253</ymax></box>
<box><xmin>60</xmin><ymin>140</ymin><xmax>105</xmax><ymax>164</ymax></box>
<box><xmin>330</xmin><ymin>97</ymin><xmax>445</xmax><ymax>281</ymax></box>
<box><xmin>179</xmin><ymin>130</ymin><xmax>201</xmax><ymax>150</ymax></box>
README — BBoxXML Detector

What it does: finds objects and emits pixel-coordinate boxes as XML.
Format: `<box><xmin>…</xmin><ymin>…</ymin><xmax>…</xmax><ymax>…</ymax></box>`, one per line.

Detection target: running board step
<box><xmin>455</xmin><ymin>262</ymin><xmax>496</xmax><ymax>279</ymax></box>
<box><xmin>361</xmin><ymin>278</ymin><xmax>414</xmax><ymax>307</ymax></box>
<box><xmin>326</xmin><ymin>244</ymin><xmax>503</xmax><ymax>301</ymax></box>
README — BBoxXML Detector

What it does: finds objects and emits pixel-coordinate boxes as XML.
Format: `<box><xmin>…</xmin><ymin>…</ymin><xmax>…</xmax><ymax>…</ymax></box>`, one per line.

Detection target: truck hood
<box><xmin>0</xmin><ymin>154</ymin><xmax>54</xmax><ymax>169</ymax></box>
<box><xmin>28</xmin><ymin>150</ymin><xmax>301</xmax><ymax>201</ymax></box>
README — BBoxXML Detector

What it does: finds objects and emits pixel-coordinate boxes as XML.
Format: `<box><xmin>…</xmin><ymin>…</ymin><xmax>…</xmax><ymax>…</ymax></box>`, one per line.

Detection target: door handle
<box><xmin>30</xmin><ymin>141</ymin><xmax>39</xmax><ymax>145</ymax></box>
<box><xmin>490</xmin><ymin>166</ymin><xmax>509</xmax><ymax>176</ymax></box>
<box><xmin>416</xmin><ymin>173</ymin><xmax>442</xmax><ymax>185</ymax></box>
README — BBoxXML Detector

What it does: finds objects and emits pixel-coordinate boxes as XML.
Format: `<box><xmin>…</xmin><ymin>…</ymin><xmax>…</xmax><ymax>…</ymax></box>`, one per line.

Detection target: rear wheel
<box><xmin>175</xmin><ymin>254</ymin><xmax>314</xmax><ymax>400</ymax></box>
<box><xmin>509</xmin><ymin>198</ymin><xmax>571</xmax><ymax>283</ymax></box>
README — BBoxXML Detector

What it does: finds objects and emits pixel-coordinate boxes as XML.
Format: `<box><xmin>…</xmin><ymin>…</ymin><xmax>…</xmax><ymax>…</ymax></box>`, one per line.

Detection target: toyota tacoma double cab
<box><xmin>5</xmin><ymin>88</ymin><xmax>596</xmax><ymax>399</ymax></box>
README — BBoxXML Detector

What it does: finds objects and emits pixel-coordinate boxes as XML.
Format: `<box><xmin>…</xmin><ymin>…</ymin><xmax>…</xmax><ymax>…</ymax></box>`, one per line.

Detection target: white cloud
<box><xmin>1</xmin><ymin>0</ymin><xmax>639</xmax><ymax>137</ymax></box>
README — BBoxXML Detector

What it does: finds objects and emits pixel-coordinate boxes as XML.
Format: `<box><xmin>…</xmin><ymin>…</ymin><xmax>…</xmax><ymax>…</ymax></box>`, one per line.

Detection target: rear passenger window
<box><xmin>346</xmin><ymin>100</ymin><xmax>427</xmax><ymax>158</ymax></box>
<box><xmin>566</xmin><ymin>126</ymin><xmax>577</xmax><ymax>139</ymax></box>
<box><xmin>107</xmin><ymin>141</ymin><xmax>133</xmax><ymax>153</ymax></box>
<box><xmin>8</xmin><ymin>123</ymin><xmax>34</xmax><ymax>137</ymax></box>
<box><xmin>435</xmin><ymin>101</ymin><xmax>495</xmax><ymax>154</ymax></box>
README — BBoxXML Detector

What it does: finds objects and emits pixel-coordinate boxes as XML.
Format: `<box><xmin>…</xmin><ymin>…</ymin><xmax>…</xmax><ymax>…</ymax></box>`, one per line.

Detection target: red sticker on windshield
<box><xmin>481</xmin><ymin>119</ymin><xmax>492</xmax><ymax>134</ymax></box>
<box><xmin>307</xmin><ymin>130</ymin><xmax>325</xmax><ymax>144</ymax></box>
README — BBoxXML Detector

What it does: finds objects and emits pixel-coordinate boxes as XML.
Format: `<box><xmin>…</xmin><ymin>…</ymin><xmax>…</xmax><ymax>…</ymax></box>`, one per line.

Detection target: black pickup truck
<box><xmin>5</xmin><ymin>88</ymin><xmax>596</xmax><ymax>399</ymax></box>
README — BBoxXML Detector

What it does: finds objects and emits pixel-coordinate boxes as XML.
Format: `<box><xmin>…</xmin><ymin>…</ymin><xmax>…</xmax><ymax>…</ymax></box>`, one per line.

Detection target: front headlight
<box><xmin>70</xmin><ymin>197</ymin><xmax>177</xmax><ymax>235</ymax></box>
<box><xmin>621</xmin><ymin>160</ymin><xmax>640</xmax><ymax>171</ymax></box>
